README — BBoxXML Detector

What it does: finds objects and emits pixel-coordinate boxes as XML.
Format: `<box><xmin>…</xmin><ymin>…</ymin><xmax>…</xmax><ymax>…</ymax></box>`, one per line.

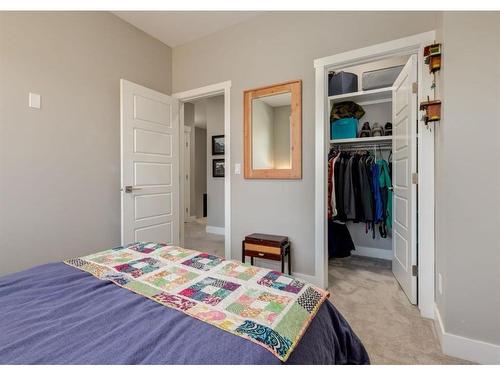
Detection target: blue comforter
<box><xmin>0</xmin><ymin>263</ymin><xmax>369</xmax><ymax>364</ymax></box>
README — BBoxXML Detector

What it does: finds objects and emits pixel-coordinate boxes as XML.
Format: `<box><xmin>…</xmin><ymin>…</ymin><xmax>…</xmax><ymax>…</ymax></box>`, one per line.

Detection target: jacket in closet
<box><xmin>377</xmin><ymin>159</ymin><xmax>393</xmax><ymax>230</ymax></box>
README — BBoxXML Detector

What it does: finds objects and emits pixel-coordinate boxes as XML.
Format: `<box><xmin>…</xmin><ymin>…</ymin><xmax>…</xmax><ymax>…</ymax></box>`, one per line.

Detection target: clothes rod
<box><xmin>331</xmin><ymin>144</ymin><xmax>392</xmax><ymax>150</ymax></box>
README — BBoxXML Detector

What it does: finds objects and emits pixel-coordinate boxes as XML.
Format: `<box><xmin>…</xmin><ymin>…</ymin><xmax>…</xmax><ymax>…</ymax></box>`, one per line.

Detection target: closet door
<box><xmin>392</xmin><ymin>55</ymin><xmax>418</xmax><ymax>304</ymax></box>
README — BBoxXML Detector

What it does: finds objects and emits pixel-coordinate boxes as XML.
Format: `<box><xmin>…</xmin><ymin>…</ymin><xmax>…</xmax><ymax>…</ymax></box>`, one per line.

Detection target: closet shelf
<box><xmin>328</xmin><ymin>87</ymin><xmax>392</xmax><ymax>105</ymax></box>
<box><xmin>329</xmin><ymin>136</ymin><xmax>392</xmax><ymax>144</ymax></box>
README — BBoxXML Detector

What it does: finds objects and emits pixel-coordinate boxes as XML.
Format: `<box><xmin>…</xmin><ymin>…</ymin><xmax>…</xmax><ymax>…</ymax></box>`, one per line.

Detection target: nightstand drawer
<box><xmin>244</xmin><ymin>242</ymin><xmax>281</xmax><ymax>255</ymax></box>
<box><xmin>244</xmin><ymin>249</ymin><xmax>282</xmax><ymax>261</ymax></box>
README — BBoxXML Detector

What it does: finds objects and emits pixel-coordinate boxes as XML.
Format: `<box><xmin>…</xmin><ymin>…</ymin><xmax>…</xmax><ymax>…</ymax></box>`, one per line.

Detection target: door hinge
<box><xmin>412</xmin><ymin>172</ymin><xmax>419</xmax><ymax>184</ymax></box>
<box><xmin>412</xmin><ymin>82</ymin><xmax>418</xmax><ymax>94</ymax></box>
<box><xmin>412</xmin><ymin>265</ymin><xmax>418</xmax><ymax>277</ymax></box>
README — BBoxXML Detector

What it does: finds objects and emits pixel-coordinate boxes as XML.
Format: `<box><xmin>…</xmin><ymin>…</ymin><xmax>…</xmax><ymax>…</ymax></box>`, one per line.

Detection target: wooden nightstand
<box><xmin>242</xmin><ymin>233</ymin><xmax>291</xmax><ymax>274</ymax></box>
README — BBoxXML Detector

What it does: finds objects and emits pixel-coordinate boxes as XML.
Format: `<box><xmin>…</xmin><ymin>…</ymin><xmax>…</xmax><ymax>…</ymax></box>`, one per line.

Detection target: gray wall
<box><xmin>273</xmin><ymin>105</ymin><xmax>292</xmax><ymax>169</ymax></box>
<box><xmin>251</xmin><ymin>100</ymin><xmax>275</xmax><ymax>169</ymax></box>
<box><xmin>172</xmin><ymin>11</ymin><xmax>438</xmax><ymax>275</ymax></box>
<box><xmin>435</xmin><ymin>12</ymin><xmax>500</xmax><ymax>345</ymax></box>
<box><xmin>194</xmin><ymin>127</ymin><xmax>207</xmax><ymax>218</ymax></box>
<box><xmin>206</xmin><ymin>95</ymin><xmax>225</xmax><ymax>228</ymax></box>
<box><xmin>0</xmin><ymin>12</ymin><xmax>172</xmax><ymax>276</ymax></box>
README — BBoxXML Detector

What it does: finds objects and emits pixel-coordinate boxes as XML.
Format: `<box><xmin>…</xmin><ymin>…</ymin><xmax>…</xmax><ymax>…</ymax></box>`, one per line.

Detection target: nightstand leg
<box><xmin>288</xmin><ymin>247</ymin><xmax>291</xmax><ymax>275</ymax></box>
<box><xmin>251</xmin><ymin>257</ymin><xmax>254</xmax><ymax>266</ymax></box>
<box><xmin>242</xmin><ymin>241</ymin><xmax>245</xmax><ymax>264</ymax></box>
<box><xmin>281</xmin><ymin>247</ymin><xmax>285</xmax><ymax>273</ymax></box>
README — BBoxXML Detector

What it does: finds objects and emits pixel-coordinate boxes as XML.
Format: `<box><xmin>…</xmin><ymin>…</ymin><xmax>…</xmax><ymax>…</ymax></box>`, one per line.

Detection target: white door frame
<box><xmin>173</xmin><ymin>81</ymin><xmax>232</xmax><ymax>260</ymax></box>
<box><xmin>313</xmin><ymin>31</ymin><xmax>436</xmax><ymax>319</ymax></box>
<box><xmin>183</xmin><ymin>125</ymin><xmax>192</xmax><ymax>222</ymax></box>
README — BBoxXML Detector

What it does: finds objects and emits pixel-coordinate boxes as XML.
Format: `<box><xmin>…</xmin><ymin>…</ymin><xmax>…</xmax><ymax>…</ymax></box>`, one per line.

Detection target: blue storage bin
<box><xmin>331</xmin><ymin>118</ymin><xmax>358</xmax><ymax>139</ymax></box>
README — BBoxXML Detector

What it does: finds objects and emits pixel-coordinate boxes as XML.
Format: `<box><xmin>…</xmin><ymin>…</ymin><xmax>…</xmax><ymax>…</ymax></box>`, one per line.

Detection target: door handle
<box><xmin>122</xmin><ymin>186</ymin><xmax>142</xmax><ymax>193</ymax></box>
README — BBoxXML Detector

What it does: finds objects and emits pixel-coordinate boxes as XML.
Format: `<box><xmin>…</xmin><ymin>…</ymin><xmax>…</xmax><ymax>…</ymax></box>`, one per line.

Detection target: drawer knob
<box><xmin>258</xmin><ymin>253</ymin><xmax>264</xmax><ymax>256</ymax></box>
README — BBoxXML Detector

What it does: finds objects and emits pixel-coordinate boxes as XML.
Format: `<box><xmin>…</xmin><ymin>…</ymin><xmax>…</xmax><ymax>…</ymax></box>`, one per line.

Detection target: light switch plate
<box><xmin>29</xmin><ymin>92</ymin><xmax>41</xmax><ymax>109</ymax></box>
<box><xmin>234</xmin><ymin>163</ymin><xmax>241</xmax><ymax>175</ymax></box>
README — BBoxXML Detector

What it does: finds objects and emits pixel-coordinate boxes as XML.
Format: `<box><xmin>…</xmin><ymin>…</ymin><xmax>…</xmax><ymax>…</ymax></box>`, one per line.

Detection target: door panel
<box><xmin>392</xmin><ymin>55</ymin><xmax>418</xmax><ymax>304</ymax></box>
<box><xmin>121</xmin><ymin>79</ymin><xmax>179</xmax><ymax>246</ymax></box>
<box><xmin>134</xmin><ymin>129</ymin><xmax>172</xmax><ymax>156</ymax></box>
<box><xmin>134</xmin><ymin>162</ymin><xmax>172</xmax><ymax>186</ymax></box>
<box><xmin>135</xmin><ymin>193</ymin><xmax>172</xmax><ymax>220</ymax></box>
<box><xmin>134</xmin><ymin>95</ymin><xmax>171</xmax><ymax>126</ymax></box>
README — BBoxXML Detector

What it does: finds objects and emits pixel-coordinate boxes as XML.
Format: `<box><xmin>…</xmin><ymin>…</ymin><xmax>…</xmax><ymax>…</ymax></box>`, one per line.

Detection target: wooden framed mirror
<box><xmin>243</xmin><ymin>80</ymin><xmax>302</xmax><ymax>179</ymax></box>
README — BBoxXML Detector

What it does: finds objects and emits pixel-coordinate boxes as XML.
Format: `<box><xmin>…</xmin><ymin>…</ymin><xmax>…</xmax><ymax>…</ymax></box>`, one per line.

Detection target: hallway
<box><xmin>184</xmin><ymin>218</ymin><xmax>224</xmax><ymax>258</ymax></box>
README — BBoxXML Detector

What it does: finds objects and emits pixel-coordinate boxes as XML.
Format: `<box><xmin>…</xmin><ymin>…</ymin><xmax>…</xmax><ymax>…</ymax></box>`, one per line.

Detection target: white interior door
<box><xmin>392</xmin><ymin>55</ymin><xmax>418</xmax><ymax>304</ymax></box>
<box><xmin>184</xmin><ymin>127</ymin><xmax>191</xmax><ymax>222</ymax></box>
<box><xmin>120</xmin><ymin>79</ymin><xmax>180</xmax><ymax>246</ymax></box>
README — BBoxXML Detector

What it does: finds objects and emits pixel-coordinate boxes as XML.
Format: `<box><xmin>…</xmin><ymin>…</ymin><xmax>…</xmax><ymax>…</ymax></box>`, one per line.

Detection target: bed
<box><xmin>0</xmin><ymin>244</ymin><xmax>369</xmax><ymax>365</ymax></box>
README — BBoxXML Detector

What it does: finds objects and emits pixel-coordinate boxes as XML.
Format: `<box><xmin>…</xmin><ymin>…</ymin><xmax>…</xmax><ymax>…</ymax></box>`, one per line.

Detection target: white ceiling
<box><xmin>113</xmin><ymin>11</ymin><xmax>259</xmax><ymax>47</ymax></box>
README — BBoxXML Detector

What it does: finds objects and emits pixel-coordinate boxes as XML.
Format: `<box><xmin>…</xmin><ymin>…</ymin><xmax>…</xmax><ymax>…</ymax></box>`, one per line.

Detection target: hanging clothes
<box><xmin>371</xmin><ymin>162</ymin><xmax>383</xmax><ymax>223</ymax></box>
<box><xmin>377</xmin><ymin>159</ymin><xmax>393</xmax><ymax>230</ymax></box>
<box><xmin>327</xmin><ymin>150</ymin><xmax>355</xmax><ymax>259</ymax></box>
<box><xmin>358</xmin><ymin>156</ymin><xmax>373</xmax><ymax>222</ymax></box>
<box><xmin>328</xmin><ymin>219</ymin><xmax>355</xmax><ymax>258</ymax></box>
<box><xmin>343</xmin><ymin>155</ymin><xmax>356</xmax><ymax>220</ymax></box>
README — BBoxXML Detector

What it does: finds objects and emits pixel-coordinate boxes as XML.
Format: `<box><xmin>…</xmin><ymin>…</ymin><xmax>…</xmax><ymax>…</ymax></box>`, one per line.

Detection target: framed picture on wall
<box><xmin>212</xmin><ymin>135</ymin><xmax>225</xmax><ymax>155</ymax></box>
<box><xmin>212</xmin><ymin>159</ymin><xmax>225</xmax><ymax>178</ymax></box>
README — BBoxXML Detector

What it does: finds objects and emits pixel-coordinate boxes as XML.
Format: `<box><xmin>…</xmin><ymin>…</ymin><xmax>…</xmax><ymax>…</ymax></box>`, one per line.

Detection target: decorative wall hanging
<box><xmin>420</xmin><ymin>43</ymin><xmax>442</xmax><ymax>127</ymax></box>
<box><xmin>212</xmin><ymin>135</ymin><xmax>225</xmax><ymax>155</ymax></box>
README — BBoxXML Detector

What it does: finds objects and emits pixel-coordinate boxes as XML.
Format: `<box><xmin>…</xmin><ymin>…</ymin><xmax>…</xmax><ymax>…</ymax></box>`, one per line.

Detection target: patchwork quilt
<box><xmin>64</xmin><ymin>242</ymin><xmax>329</xmax><ymax>361</ymax></box>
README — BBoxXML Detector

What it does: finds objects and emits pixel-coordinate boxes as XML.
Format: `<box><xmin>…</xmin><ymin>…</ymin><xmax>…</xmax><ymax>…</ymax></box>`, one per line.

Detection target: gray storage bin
<box><xmin>362</xmin><ymin>65</ymin><xmax>404</xmax><ymax>91</ymax></box>
<box><xmin>329</xmin><ymin>71</ymin><xmax>358</xmax><ymax>96</ymax></box>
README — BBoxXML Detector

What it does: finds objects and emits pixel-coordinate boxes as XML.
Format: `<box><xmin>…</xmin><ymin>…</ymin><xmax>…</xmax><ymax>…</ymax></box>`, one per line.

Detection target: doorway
<box><xmin>182</xmin><ymin>96</ymin><xmax>225</xmax><ymax>257</ymax></box>
<box><xmin>314</xmin><ymin>32</ymin><xmax>436</xmax><ymax>319</ymax></box>
<box><xmin>174</xmin><ymin>81</ymin><xmax>232</xmax><ymax>260</ymax></box>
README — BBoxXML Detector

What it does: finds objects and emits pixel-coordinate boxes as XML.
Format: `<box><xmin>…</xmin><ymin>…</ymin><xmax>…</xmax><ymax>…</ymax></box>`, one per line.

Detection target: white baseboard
<box><xmin>353</xmin><ymin>246</ymin><xmax>392</xmax><ymax>260</ymax></box>
<box><xmin>205</xmin><ymin>225</ymin><xmax>225</xmax><ymax>235</ymax></box>
<box><xmin>434</xmin><ymin>304</ymin><xmax>500</xmax><ymax>364</ymax></box>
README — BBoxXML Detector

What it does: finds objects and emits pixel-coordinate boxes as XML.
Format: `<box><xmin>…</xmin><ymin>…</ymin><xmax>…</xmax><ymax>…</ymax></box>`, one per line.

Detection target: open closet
<box><xmin>326</xmin><ymin>54</ymin><xmax>419</xmax><ymax>304</ymax></box>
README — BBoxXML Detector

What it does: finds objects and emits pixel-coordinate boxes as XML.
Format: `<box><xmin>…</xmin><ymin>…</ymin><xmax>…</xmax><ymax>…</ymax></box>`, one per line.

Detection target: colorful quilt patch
<box><xmin>88</xmin><ymin>249</ymin><xmax>141</xmax><ymax>266</ymax></box>
<box><xmin>144</xmin><ymin>266</ymin><xmax>199</xmax><ymax>292</ymax></box>
<box><xmin>297</xmin><ymin>286</ymin><xmax>323</xmax><ymax>313</ymax></box>
<box><xmin>182</xmin><ymin>253</ymin><xmax>222</xmax><ymax>271</ymax></box>
<box><xmin>152</xmin><ymin>292</ymin><xmax>197</xmax><ymax>311</ymax></box>
<box><xmin>188</xmin><ymin>304</ymin><xmax>244</xmax><ymax>331</ymax></box>
<box><xmin>217</xmin><ymin>261</ymin><xmax>260</xmax><ymax>281</ymax></box>
<box><xmin>179</xmin><ymin>277</ymin><xmax>240</xmax><ymax>306</ymax></box>
<box><xmin>157</xmin><ymin>246</ymin><xmax>197</xmax><ymax>262</ymax></box>
<box><xmin>257</xmin><ymin>271</ymin><xmax>305</xmax><ymax>294</ymax></box>
<box><xmin>236</xmin><ymin>320</ymin><xmax>292</xmax><ymax>358</ymax></box>
<box><xmin>129</xmin><ymin>242</ymin><xmax>167</xmax><ymax>254</ymax></box>
<box><xmin>114</xmin><ymin>257</ymin><xmax>165</xmax><ymax>278</ymax></box>
<box><xmin>226</xmin><ymin>288</ymin><xmax>291</xmax><ymax>325</ymax></box>
<box><xmin>64</xmin><ymin>242</ymin><xmax>328</xmax><ymax>362</ymax></box>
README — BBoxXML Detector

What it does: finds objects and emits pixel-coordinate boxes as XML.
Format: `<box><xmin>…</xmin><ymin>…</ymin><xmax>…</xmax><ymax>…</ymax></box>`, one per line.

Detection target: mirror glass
<box><xmin>251</xmin><ymin>92</ymin><xmax>292</xmax><ymax>170</ymax></box>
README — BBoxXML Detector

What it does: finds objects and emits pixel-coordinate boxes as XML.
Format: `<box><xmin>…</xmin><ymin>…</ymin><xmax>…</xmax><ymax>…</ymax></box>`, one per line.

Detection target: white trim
<box><xmin>205</xmin><ymin>225</ymin><xmax>225</xmax><ymax>235</ymax></box>
<box><xmin>314</xmin><ymin>31</ymin><xmax>436</xmax><ymax>68</ymax></box>
<box><xmin>174</xmin><ymin>81</ymin><xmax>232</xmax><ymax>261</ymax></box>
<box><xmin>352</xmin><ymin>246</ymin><xmax>392</xmax><ymax>261</ymax></box>
<box><xmin>314</xmin><ymin>31</ymin><xmax>436</xmax><ymax>318</ymax></box>
<box><xmin>434</xmin><ymin>304</ymin><xmax>500</xmax><ymax>364</ymax></box>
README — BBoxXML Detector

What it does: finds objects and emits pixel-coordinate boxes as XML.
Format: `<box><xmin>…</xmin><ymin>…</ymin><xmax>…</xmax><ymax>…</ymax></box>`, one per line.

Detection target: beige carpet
<box><xmin>184</xmin><ymin>220</ymin><xmax>470</xmax><ymax>364</ymax></box>
<box><xmin>184</xmin><ymin>218</ymin><xmax>225</xmax><ymax>258</ymax></box>
<box><xmin>329</xmin><ymin>256</ymin><xmax>471</xmax><ymax>364</ymax></box>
